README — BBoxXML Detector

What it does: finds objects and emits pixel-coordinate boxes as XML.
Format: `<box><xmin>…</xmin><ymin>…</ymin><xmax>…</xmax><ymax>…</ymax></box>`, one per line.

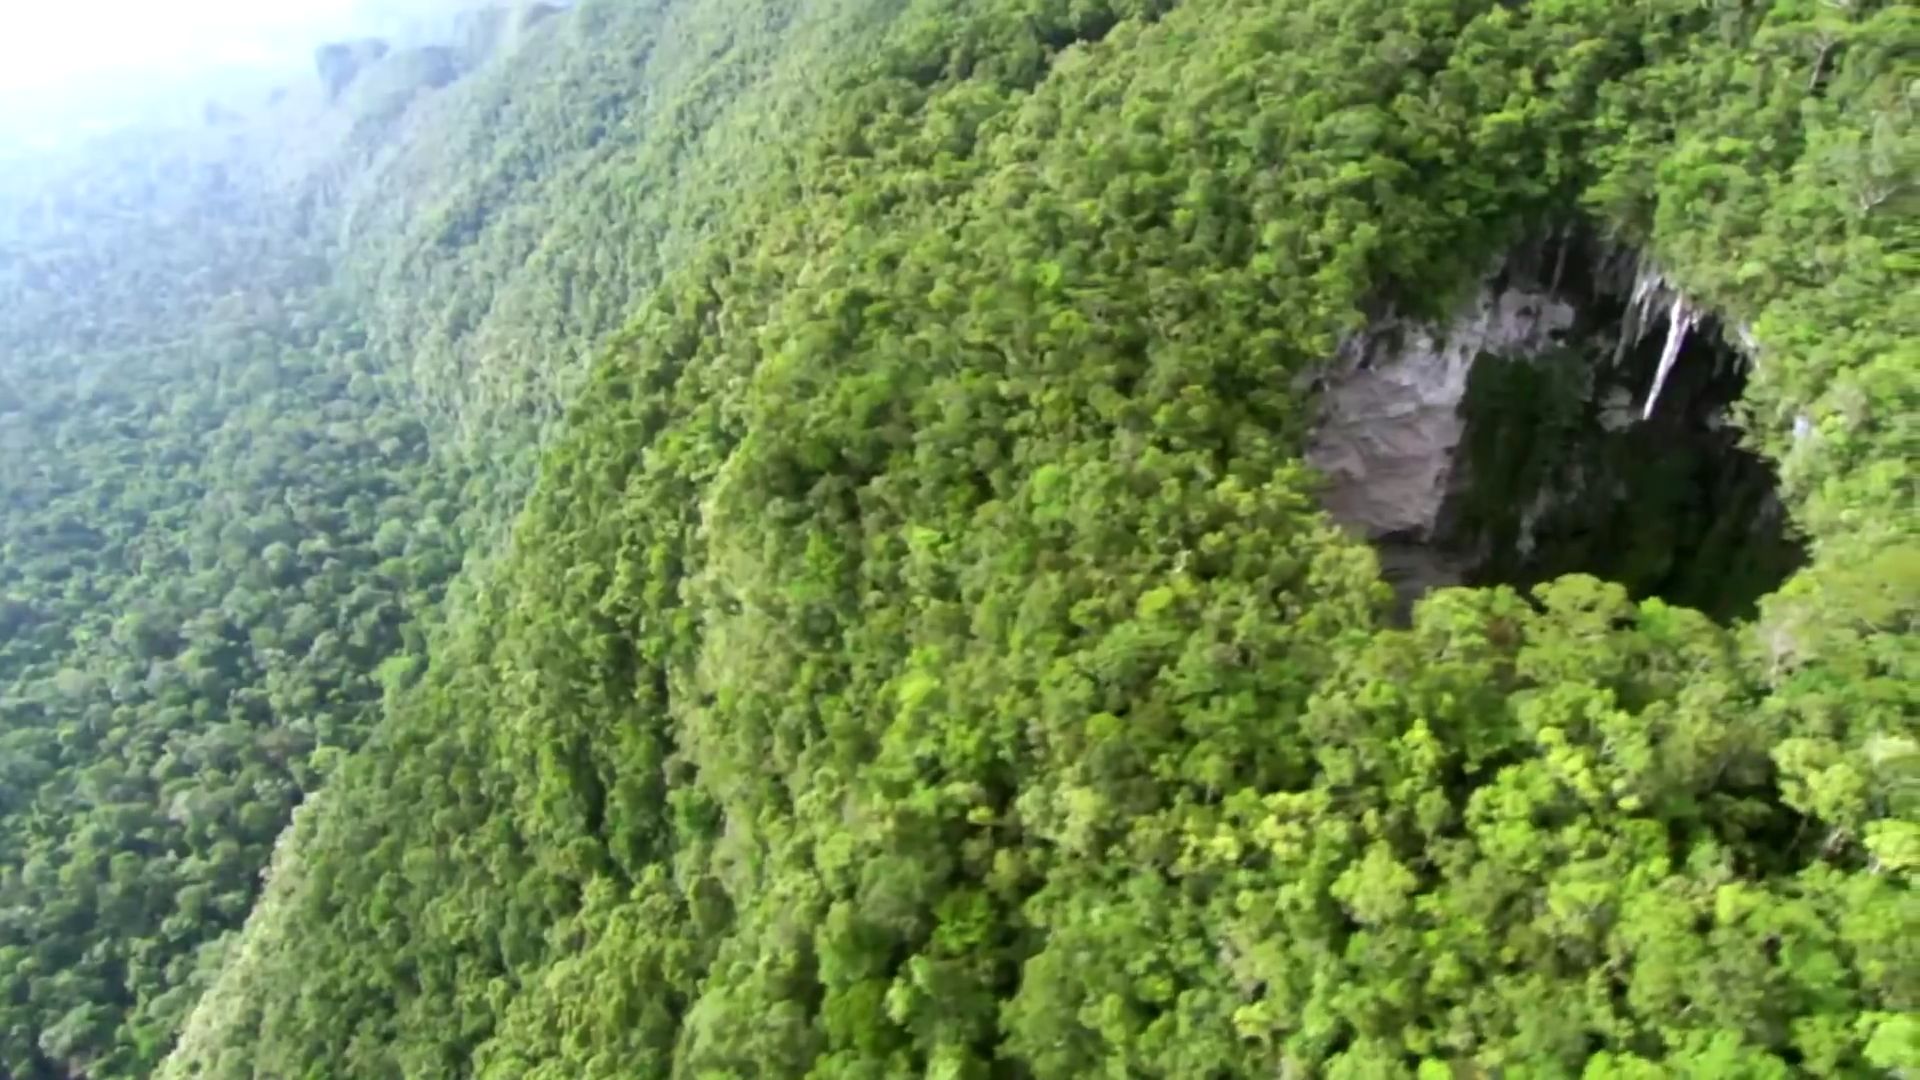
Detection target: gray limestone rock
<box><xmin>1306</xmin><ymin>283</ymin><xmax>1576</xmax><ymax>545</ymax></box>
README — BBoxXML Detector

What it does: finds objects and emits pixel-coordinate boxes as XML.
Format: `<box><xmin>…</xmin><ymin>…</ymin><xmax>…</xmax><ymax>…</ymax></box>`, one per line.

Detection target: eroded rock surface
<box><xmin>1306</xmin><ymin>284</ymin><xmax>1575</xmax><ymax>543</ymax></box>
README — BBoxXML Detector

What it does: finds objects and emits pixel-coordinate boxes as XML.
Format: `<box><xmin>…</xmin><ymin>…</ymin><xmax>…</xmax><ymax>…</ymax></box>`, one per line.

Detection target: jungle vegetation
<box><xmin>0</xmin><ymin>0</ymin><xmax>1912</xmax><ymax>1076</ymax></box>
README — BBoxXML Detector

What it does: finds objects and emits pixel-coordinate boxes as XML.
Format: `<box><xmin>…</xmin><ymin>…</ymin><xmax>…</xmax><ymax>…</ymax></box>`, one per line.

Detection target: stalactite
<box><xmin>1607</xmin><ymin>254</ymin><xmax>1728</xmax><ymax>420</ymax></box>
<box><xmin>1641</xmin><ymin>294</ymin><xmax>1698</xmax><ymax>419</ymax></box>
<box><xmin>1549</xmin><ymin>226</ymin><xmax>1571</xmax><ymax>296</ymax></box>
<box><xmin>1614</xmin><ymin>259</ymin><xmax>1673</xmax><ymax>367</ymax></box>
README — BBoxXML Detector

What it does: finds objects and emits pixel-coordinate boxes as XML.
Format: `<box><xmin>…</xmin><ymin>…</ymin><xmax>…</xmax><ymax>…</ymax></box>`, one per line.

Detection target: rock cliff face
<box><xmin>1307</xmin><ymin>284</ymin><xmax>1575</xmax><ymax>548</ymax></box>
<box><xmin>521</xmin><ymin>3</ymin><xmax>565</xmax><ymax>30</ymax></box>
<box><xmin>1308</xmin><ymin>234</ymin><xmax>1803</xmax><ymax>619</ymax></box>
<box><xmin>315</xmin><ymin>39</ymin><xmax>392</xmax><ymax>101</ymax></box>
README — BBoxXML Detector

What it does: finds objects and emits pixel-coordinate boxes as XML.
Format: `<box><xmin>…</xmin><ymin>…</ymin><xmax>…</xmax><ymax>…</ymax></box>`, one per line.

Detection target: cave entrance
<box><xmin>1310</xmin><ymin>235</ymin><xmax>1806</xmax><ymax>623</ymax></box>
<box><xmin>1429</xmin><ymin>264</ymin><xmax>1804</xmax><ymax>621</ymax></box>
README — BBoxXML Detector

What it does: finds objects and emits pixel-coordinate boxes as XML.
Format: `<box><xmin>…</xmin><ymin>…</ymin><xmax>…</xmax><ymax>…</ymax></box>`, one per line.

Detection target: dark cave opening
<box><xmin>1310</xmin><ymin>233</ymin><xmax>1808</xmax><ymax>623</ymax></box>
<box><xmin>1432</xmin><ymin>270</ymin><xmax>1806</xmax><ymax>621</ymax></box>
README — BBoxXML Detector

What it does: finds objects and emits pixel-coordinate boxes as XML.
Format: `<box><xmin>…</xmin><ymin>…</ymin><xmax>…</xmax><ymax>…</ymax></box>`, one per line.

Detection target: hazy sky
<box><xmin>2</xmin><ymin>1</ymin><xmax>371</xmax><ymax>92</ymax></box>
<box><xmin>0</xmin><ymin>0</ymin><xmax>476</xmax><ymax>145</ymax></box>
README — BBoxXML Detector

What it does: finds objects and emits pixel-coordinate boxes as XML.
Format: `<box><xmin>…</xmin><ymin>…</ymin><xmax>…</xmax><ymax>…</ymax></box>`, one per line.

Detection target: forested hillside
<box><xmin>3</xmin><ymin>0</ymin><xmax>1914</xmax><ymax>1076</ymax></box>
<box><xmin>0</xmin><ymin>2</ymin><xmax>833</xmax><ymax>1071</ymax></box>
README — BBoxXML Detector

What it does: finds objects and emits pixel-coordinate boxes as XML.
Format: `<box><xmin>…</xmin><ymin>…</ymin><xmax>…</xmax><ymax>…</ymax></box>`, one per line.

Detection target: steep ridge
<box><xmin>0</xmin><ymin>2</ymin><xmax>884</xmax><ymax>1074</ymax></box>
<box><xmin>0</xmin><ymin>75</ymin><xmax>458</xmax><ymax>1075</ymax></box>
<box><xmin>158</xmin><ymin>0</ymin><xmax>1915</xmax><ymax>1076</ymax></box>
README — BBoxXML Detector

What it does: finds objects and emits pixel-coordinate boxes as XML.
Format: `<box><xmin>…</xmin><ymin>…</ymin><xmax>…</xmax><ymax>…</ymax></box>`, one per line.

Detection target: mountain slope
<box><xmin>0</xmin><ymin>2</ymin><xmax>890</xmax><ymax>1072</ymax></box>
<box><xmin>0</xmin><ymin>88</ymin><xmax>462</xmax><ymax>1074</ymax></box>
<box><xmin>157</xmin><ymin>0</ymin><xmax>1916</xmax><ymax>1076</ymax></box>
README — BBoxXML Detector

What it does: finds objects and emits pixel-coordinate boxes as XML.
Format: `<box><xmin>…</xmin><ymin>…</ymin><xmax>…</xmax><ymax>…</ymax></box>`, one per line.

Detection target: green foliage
<box><xmin>5</xmin><ymin>0</ymin><xmax>1913</xmax><ymax>1076</ymax></box>
<box><xmin>0</xmin><ymin>1</ymin><xmax>796</xmax><ymax>1072</ymax></box>
<box><xmin>0</xmin><ymin>176</ymin><xmax>461</xmax><ymax>1071</ymax></box>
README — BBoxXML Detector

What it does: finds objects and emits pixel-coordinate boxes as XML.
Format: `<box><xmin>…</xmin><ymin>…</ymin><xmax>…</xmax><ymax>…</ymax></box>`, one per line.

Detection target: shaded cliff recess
<box><xmin>1309</xmin><ymin>230</ymin><xmax>1805</xmax><ymax>619</ymax></box>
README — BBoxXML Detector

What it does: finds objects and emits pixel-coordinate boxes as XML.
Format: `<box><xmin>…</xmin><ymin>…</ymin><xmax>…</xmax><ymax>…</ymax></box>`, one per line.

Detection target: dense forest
<box><xmin>0</xmin><ymin>0</ymin><xmax>1913</xmax><ymax>1076</ymax></box>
